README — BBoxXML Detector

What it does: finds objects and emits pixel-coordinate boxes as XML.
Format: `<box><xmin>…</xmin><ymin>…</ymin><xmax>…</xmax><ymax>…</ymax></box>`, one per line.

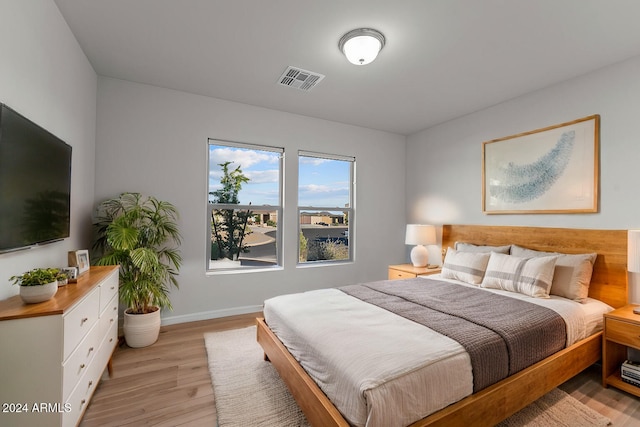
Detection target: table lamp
<box><xmin>629</xmin><ymin>230</ymin><xmax>640</xmax><ymax>309</ymax></box>
<box><xmin>405</xmin><ymin>224</ymin><xmax>436</xmax><ymax>268</ymax></box>
<box><xmin>629</xmin><ymin>230</ymin><xmax>640</xmax><ymax>273</ymax></box>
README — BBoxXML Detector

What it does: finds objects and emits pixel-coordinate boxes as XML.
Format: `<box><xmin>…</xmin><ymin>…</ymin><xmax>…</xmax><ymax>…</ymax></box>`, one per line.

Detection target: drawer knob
<box><xmin>88</xmin><ymin>347</ymin><xmax>94</xmax><ymax>353</ymax></box>
<box><xmin>88</xmin><ymin>380</ymin><xmax>93</xmax><ymax>388</ymax></box>
<box><xmin>81</xmin><ymin>317</ymin><xmax>89</xmax><ymax>324</ymax></box>
<box><xmin>80</xmin><ymin>364</ymin><xmax>86</xmax><ymax>369</ymax></box>
<box><xmin>80</xmin><ymin>399</ymin><xmax>86</xmax><ymax>406</ymax></box>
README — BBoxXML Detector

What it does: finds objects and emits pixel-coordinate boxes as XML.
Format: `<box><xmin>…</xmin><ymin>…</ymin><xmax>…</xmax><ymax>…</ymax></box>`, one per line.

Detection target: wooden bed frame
<box><xmin>256</xmin><ymin>225</ymin><xmax>628</xmax><ymax>427</ymax></box>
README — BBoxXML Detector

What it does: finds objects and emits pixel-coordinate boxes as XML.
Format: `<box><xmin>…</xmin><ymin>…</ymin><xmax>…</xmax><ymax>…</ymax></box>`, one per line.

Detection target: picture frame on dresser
<box><xmin>482</xmin><ymin>115</ymin><xmax>599</xmax><ymax>214</ymax></box>
<box><xmin>68</xmin><ymin>249</ymin><xmax>90</xmax><ymax>275</ymax></box>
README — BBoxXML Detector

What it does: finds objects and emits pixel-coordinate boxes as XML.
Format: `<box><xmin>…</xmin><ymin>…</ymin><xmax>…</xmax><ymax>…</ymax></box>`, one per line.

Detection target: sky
<box><xmin>208</xmin><ymin>143</ymin><xmax>351</xmax><ymax>208</ymax></box>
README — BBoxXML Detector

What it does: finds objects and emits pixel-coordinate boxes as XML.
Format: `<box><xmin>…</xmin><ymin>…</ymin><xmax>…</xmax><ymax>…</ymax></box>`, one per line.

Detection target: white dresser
<box><xmin>0</xmin><ymin>266</ymin><xmax>119</xmax><ymax>427</ymax></box>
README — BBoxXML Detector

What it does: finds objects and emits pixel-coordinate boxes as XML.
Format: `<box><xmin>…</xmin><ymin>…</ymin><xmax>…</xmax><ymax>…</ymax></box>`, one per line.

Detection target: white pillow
<box><xmin>441</xmin><ymin>248</ymin><xmax>491</xmax><ymax>285</ymax></box>
<box><xmin>510</xmin><ymin>245</ymin><xmax>556</xmax><ymax>259</ymax></box>
<box><xmin>455</xmin><ymin>242</ymin><xmax>511</xmax><ymax>254</ymax></box>
<box><xmin>511</xmin><ymin>245</ymin><xmax>596</xmax><ymax>302</ymax></box>
<box><xmin>481</xmin><ymin>252</ymin><xmax>558</xmax><ymax>298</ymax></box>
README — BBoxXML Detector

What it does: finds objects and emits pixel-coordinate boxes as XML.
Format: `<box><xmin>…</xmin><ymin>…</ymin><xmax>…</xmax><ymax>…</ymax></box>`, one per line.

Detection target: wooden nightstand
<box><xmin>603</xmin><ymin>304</ymin><xmax>640</xmax><ymax>397</ymax></box>
<box><xmin>388</xmin><ymin>264</ymin><xmax>441</xmax><ymax>280</ymax></box>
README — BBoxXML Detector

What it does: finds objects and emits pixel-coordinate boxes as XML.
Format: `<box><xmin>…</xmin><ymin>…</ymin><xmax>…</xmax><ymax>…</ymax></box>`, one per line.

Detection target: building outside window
<box><xmin>207</xmin><ymin>139</ymin><xmax>283</xmax><ymax>271</ymax></box>
<box><xmin>298</xmin><ymin>151</ymin><xmax>355</xmax><ymax>264</ymax></box>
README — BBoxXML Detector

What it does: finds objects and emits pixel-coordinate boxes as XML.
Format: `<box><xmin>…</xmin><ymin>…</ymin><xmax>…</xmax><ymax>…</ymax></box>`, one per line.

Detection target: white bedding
<box><xmin>262</xmin><ymin>277</ymin><xmax>612</xmax><ymax>427</ymax></box>
<box><xmin>430</xmin><ymin>274</ymin><xmax>613</xmax><ymax>340</ymax></box>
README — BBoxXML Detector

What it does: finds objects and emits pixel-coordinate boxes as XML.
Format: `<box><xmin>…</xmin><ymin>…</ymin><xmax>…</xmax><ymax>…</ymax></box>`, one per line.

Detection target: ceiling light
<box><xmin>338</xmin><ymin>28</ymin><xmax>385</xmax><ymax>66</ymax></box>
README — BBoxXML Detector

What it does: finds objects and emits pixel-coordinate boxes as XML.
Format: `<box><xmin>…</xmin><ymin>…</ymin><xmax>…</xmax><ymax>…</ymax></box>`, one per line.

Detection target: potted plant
<box><xmin>93</xmin><ymin>192</ymin><xmax>182</xmax><ymax>348</ymax></box>
<box><xmin>10</xmin><ymin>268</ymin><xmax>61</xmax><ymax>303</ymax></box>
<box><xmin>56</xmin><ymin>270</ymin><xmax>69</xmax><ymax>286</ymax></box>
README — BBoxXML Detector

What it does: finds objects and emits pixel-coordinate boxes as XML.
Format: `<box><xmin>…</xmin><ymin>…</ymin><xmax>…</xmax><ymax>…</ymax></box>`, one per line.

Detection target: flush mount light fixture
<box><xmin>338</xmin><ymin>28</ymin><xmax>386</xmax><ymax>65</ymax></box>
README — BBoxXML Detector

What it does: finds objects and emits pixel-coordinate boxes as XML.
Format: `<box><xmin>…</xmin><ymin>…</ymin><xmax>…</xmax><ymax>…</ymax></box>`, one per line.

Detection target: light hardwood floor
<box><xmin>81</xmin><ymin>314</ymin><xmax>640</xmax><ymax>426</ymax></box>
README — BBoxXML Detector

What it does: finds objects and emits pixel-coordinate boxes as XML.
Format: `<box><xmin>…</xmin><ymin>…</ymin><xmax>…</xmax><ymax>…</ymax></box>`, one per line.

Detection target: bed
<box><xmin>257</xmin><ymin>225</ymin><xmax>628</xmax><ymax>427</ymax></box>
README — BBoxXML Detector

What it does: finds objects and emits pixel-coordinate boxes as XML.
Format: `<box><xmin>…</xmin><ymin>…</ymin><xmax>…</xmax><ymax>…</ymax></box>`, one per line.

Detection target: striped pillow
<box><xmin>481</xmin><ymin>252</ymin><xmax>558</xmax><ymax>298</ymax></box>
<box><xmin>441</xmin><ymin>248</ymin><xmax>491</xmax><ymax>285</ymax></box>
<box><xmin>510</xmin><ymin>245</ymin><xmax>596</xmax><ymax>302</ymax></box>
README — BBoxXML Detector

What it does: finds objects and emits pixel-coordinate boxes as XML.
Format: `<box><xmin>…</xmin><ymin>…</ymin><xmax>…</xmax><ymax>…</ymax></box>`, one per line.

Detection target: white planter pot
<box><xmin>123</xmin><ymin>307</ymin><xmax>161</xmax><ymax>348</ymax></box>
<box><xmin>20</xmin><ymin>281</ymin><xmax>58</xmax><ymax>304</ymax></box>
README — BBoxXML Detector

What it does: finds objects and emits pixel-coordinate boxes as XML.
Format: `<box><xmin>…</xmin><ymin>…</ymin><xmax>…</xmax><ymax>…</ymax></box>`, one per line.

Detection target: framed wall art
<box><xmin>68</xmin><ymin>249</ymin><xmax>90</xmax><ymax>275</ymax></box>
<box><xmin>482</xmin><ymin>115</ymin><xmax>599</xmax><ymax>214</ymax></box>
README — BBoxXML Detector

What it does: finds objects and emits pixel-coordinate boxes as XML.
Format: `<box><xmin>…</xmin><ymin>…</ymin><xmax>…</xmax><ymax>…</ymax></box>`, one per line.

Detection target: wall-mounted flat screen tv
<box><xmin>0</xmin><ymin>103</ymin><xmax>72</xmax><ymax>253</ymax></box>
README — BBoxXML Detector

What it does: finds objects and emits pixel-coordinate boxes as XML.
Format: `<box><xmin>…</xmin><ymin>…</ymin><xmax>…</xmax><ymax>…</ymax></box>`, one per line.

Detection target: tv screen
<box><xmin>0</xmin><ymin>104</ymin><xmax>72</xmax><ymax>252</ymax></box>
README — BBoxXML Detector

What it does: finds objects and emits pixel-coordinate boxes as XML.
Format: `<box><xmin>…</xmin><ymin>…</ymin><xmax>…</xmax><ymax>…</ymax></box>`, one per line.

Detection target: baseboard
<box><xmin>160</xmin><ymin>304</ymin><xmax>263</xmax><ymax>326</ymax></box>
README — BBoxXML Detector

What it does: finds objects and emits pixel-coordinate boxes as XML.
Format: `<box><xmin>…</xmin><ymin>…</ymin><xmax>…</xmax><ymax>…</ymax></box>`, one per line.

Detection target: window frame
<box><xmin>297</xmin><ymin>150</ymin><xmax>355</xmax><ymax>266</ymax></box>
<box><xmin>206</xmin><ymin>139</ymin><xmax>284</xmax><ymax>272</ymax></box>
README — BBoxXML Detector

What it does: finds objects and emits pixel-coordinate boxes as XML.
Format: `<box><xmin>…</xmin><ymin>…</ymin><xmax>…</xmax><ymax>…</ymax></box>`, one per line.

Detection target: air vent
<box><xmin>278</xmin><ymin>66</ymin><xmax>325</xmax><ymax>91</ymax></box>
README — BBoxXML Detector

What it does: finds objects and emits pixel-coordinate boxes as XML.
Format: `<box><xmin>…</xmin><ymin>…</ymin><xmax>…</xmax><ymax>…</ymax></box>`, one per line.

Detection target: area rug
<box><xmin>205</xmin><ymin>326</ymin><xmax>611</xmax><ymax>427</ymax></box>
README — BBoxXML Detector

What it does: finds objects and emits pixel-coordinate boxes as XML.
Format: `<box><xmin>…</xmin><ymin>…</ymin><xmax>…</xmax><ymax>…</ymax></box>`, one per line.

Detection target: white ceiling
<box><xmin>54</xmin><ymin>0</ymin><xmax>640</xmax><ymax>136</ymax></box>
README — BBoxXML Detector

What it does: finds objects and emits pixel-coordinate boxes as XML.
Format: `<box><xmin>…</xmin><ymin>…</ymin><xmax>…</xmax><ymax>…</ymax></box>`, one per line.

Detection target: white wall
<box><xmin>407</xmin><ymin>56</ymin><xmax>640</xmax><ymax>302</ymax></box>
<box><xmin>0</xmin><ymin>0</ymin><xmax>97</xmax><ymax>300</ymax></box>
<box><xmin>4</xmin><ymin>0</ymin><xmax>636</xmax><ymax>321</ymax></box>
<box><xmin>95</xmin><ymin>77</ymin><xmax>406</xmax><ymax>323</ymax></box>
<box><xmin>406</xmin><ymin>55</ymin><xmax>640</xmax><ymax>231</ymax></box>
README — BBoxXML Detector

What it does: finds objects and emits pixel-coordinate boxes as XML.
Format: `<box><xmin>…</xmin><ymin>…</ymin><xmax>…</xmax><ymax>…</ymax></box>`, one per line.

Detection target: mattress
<box><xmin>262</xmin><ymin>276</ymin><xmax>612</xmax><ymax>427</ymax></box>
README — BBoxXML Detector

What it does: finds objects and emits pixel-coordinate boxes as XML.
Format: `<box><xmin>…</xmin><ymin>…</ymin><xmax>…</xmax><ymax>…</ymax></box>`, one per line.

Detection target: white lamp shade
<box><xmin>339</xmin><ymin>28</ymin><xmax>385</xmax><ymax>66</ymax></box>
<box><xmin>405</xmin><ymin>224</ymin><xmax>436</xmax><ymax>246</ymax></box>
<box><xmin>629</xmin><ymin>230</ymin><xmax>640</xmax><ymax>273</ymax></box>
<box><xmin>342</xmin><ymin>36</ymin><xmax>382</xmax><ymax>65</ymax></box>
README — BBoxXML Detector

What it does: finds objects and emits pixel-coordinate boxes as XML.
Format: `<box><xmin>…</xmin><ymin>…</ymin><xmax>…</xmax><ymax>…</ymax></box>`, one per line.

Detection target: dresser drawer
<box><xmin>63</xmin><ymin>352</ymin><xmax>103</xmax><ymax>427</ymax></box>
<box><xmin>99</xmin><ymin>271</ymin><xmax>119</xmax><ymax>313</ymax></box>
<box><xmin>98</xmin><ymin>293</ymin><xmax>119</xmax><ymax>339</ymax></box>
<box><xmin>63</xmin><ymin>288</ymin><xmax>100</xmax><ymax>360</ymax></box>
<box><xmin>388</xmin><ymin>269</ymin><xmax>417</xmax><ymax>280</ymax></box>
<box><xmin>63</xmin><ymin>312</ymin><xmax>118</xmax><ymax>427</ymax></box>
<box><xmin>606</xmin><ymin>317</ymin><xmax>640</xmax><ymax>348</ymax></box>
<box><xmin>97</xmin><ymin>321</ymin><xmax>118</xmax><ymax>370</ymax></box>
<box><xmin>62</xmin><ymin>321</ymin><xmax>101</xmax><ymax>400</ymax></box>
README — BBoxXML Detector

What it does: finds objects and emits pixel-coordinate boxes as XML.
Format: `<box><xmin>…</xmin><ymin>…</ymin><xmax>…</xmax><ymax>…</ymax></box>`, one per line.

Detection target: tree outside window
<box><xmin>207</xmin><ymin>140</ymin><xmax>282</xmax><ymax>270</ymax></box>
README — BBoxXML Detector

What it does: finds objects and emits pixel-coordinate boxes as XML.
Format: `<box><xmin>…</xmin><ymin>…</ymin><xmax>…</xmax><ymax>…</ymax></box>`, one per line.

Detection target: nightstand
<box><xmin>388</xmin><ymin>264</ymin><xmax>441</xmax><ymax>280</ymax></box>
<box><xmin>603</xmin><ymin>304</ymin><xmax>640</xmax><ymax>397</ymax></box>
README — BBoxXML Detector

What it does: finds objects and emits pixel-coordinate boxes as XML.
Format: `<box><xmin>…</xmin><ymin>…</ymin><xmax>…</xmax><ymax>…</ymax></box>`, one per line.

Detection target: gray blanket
<box><xmin>340</xmin><ymin>278</ymin><xmax>567</xmax><ymax>392</ymax></box>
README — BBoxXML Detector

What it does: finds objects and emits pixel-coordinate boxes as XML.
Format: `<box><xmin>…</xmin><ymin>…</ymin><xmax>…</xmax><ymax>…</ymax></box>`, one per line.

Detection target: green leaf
<box><xmin>92</xmin><ymin>192</ymin><xmax>182</xmax><ymax>313</ymax></box>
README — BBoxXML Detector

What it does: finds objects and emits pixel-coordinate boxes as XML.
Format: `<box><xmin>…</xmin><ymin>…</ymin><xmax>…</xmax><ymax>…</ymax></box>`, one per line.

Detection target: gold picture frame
<box><xmin>68</xmin><ymin>249</ymin><xmax>90</xmax><ymax>275</ymax></box>
<box><xmin>482</xmin><ymin>115</ymin><xmax>599</xmax><ymax>214</ymax></box>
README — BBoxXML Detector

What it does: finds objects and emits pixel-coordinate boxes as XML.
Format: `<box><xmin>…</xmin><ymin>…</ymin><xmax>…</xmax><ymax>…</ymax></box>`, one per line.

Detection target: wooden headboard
<box><xmin>442</xmin><ymin>224</ymin><xmax>628</xmax><ymax>308</ymax></box>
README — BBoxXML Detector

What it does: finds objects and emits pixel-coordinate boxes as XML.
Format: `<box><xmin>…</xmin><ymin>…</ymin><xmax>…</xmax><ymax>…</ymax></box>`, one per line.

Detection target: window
<box><xmin>298</xmin><ymin>151</ymin><xmax>355</xmax><ymax>264</ymax></box>
<box><xmin>207</xmin><ymin>139</ymin><xmax>282</xmax><ymax>271</ymax></box>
